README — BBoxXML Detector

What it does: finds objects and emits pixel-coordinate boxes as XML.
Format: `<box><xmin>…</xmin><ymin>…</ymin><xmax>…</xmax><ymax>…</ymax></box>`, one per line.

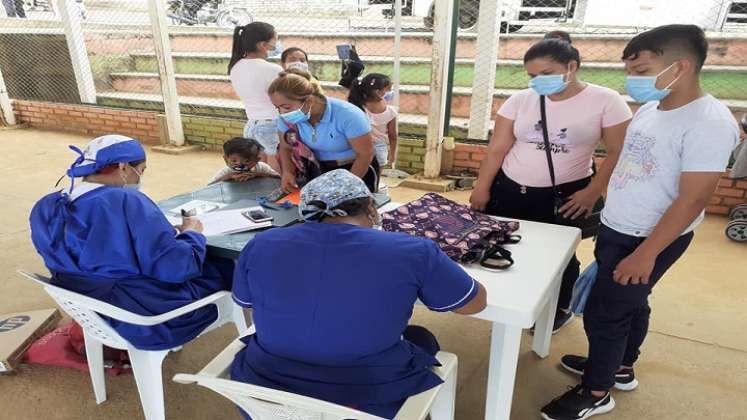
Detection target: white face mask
<box><xmin>122</xmin><ymin>165</ymin><xmax>143</xmax><ymax>191</ymax></box>
<box><xmin>286</xmin><ymin>61</ymin><xmax>309</xmax><ymax>73</ymax></box>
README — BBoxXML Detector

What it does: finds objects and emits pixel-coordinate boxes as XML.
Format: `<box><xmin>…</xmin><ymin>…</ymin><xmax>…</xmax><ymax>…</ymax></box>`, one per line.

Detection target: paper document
<box><xmin>195</xmin><ymin>207</ymin><xmax>272</xmax><ymax>236</ymax></box>
<box><xmin>168</xmin><ymin>199</ymin><xmax>226</xmax><ymax>216</ymax></box>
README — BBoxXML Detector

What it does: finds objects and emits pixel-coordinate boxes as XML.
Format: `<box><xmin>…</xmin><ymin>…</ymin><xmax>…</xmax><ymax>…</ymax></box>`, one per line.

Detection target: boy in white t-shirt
<box><xmin>209</xmin><ymin>137</ymin><xmax>279</xmax><ymax>185</ymax></box>
<box><xmin>541</xmin><ymin>25</ymin><xmax>740</xmax><ymax>420</ymax></box>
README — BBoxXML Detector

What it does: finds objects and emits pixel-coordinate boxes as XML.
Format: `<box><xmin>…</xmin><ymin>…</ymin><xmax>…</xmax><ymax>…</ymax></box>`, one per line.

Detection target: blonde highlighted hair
<box><xmin>268</xmin><ymin>71</ymin><xmax>324</xmax><ymax>101</ymax></box>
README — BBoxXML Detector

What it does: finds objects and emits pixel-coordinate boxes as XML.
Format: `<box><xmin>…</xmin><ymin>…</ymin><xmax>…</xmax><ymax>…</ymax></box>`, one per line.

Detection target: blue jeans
<box><xmin>582</xmin><ymin>225</ymin><xmax>693</xmax><ymax>390</ymax></box>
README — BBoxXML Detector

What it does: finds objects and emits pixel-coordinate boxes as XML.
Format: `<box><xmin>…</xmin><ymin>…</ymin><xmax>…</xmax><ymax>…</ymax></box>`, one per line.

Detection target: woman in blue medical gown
<box><xmin>29</xmin><ymin>135</ymin><xmax>233</xmax><ymax>350</ymax></box>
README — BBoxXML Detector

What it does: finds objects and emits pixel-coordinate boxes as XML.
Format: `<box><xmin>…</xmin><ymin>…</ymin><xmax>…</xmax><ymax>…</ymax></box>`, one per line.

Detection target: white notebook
<box><xmin>165</xmin><ymin>207</ymin><xmax>272</xmax><ymax>236</ymax></box>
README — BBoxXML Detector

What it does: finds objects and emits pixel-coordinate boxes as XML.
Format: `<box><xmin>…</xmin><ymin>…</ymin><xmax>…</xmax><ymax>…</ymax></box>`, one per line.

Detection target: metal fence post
<box><xmin>0</xmin><ymin>66</ymin><xmax>16</xmax><ymax>125</ymax></box>
<box><xmin>424</xmin><ymin>0</ymin><xmax>456</xmax><ymax>178</ymax></box>
<box><xmin>467</xmin><ymin>0</ymin><xmax>501</xmax><ymax>140</ymax></box>
<box><xmin>147</xmin><ymin>0</ymin><xmax>185</xmax><ymax>146</ymax></box>
<box><xmin>59</xmin><ymin>0</ymin><xmax>96</xmax><ymax>104</ymax></box>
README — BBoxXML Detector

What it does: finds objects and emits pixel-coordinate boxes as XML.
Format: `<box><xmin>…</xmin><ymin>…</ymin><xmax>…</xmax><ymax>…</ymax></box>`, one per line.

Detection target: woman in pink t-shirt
<box><xmin>470</xmin><ymin>32</ymin><xmax>632</xmax><ymax>332</ymax></box>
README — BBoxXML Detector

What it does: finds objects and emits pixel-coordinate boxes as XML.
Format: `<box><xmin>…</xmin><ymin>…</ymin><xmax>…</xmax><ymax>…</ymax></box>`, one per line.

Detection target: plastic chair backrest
<box><xmin>19</xmin><ymin>271</ymin><xmax>128</xmax><ymax>348</ymax></box>
<box><xmin>192</xmin><ymin>377</ymin><xmax>385</xmax><ymax>420</ymax></box>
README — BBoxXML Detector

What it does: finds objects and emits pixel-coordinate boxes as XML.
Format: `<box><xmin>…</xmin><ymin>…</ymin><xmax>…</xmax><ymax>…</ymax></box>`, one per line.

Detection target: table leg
<box><xmin>484</xmin><ymin>322</ymin><xmax>522</xmax><ymax>420</ymax></box>
<box><xmin>532</xmin><ymin>271</ymin><xmax>562</xmax><ymax>358</ymax></box>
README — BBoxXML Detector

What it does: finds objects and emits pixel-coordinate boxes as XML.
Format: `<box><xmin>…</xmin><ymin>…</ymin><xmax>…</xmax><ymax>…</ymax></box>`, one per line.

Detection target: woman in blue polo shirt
<box><xmin>231</xmin><ymin>170</ymin><xmax>487</xmax><ymax>419</ymax></box>
<box><xmin>268</xmin><ymin>71</ymin><xmax>379</xmax><ymax>192</ymax></box>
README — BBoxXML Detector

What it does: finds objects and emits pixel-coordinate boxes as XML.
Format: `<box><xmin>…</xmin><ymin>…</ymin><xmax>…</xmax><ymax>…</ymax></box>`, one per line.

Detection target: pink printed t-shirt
<box><xmin>497</xmin><ymin>84</ymin><xmax>632</xmax><ymax>187</ymax></box>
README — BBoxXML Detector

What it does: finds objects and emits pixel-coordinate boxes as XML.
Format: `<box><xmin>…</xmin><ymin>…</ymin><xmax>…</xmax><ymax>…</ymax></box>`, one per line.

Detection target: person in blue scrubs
<box><xmin>268</xmin><ymin>71</ymin><xmax>380</xmax><ymax>192</ymax></box>
<box><xmin>231</xmin><ymin>170</ymin><xmax>487</xmax><ymax>419</ymax></box>
<box><xmin>29</xmin><ymin>135</ymin><xmax>234</xmax><ymax>351</ymax></box>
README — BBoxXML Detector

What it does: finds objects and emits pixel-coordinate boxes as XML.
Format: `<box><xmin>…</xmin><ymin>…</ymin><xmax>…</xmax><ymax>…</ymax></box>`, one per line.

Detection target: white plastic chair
<box><xmin>18</xmin><ymin>270</ymin><xmax>249</xmax><ymax>420</ymax></box>
<box><xmin>174</xmin><ymin>327</ymin><xmax>458</xmax><ymax>420</ymax></box>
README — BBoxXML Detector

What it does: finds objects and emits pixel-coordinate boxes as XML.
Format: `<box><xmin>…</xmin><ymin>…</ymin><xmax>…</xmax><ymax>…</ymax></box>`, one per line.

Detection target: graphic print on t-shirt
<box><xmin>609</xmin><ymin>130</ymin><xmax>659</xmax><ymax>190</ymax></box>
<box><xmin>531</xmin><ymin>120</ymin><xmax>570</xmax><ymax>153</ymax></box>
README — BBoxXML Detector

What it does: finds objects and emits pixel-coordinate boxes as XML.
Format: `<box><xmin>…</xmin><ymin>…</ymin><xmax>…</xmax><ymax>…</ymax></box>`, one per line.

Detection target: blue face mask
<box><xmin>278</xmin><ymin>100</ymin><xmax>310</xmax><ymax>126</ymax></box>
<box><xmin>268</xmin><ymin>40</ymin><xmax>283</xmax><ymax>59</ymax></box>
<box><xmin>383</xmin><ymin>91</ymin><xmax>394</xmax><ymax>103</ymax></box>
<box><xmin>625</xmin><ymin>63</ymin><xmax>680</xmax><ymax>103</ymax></box>
<box><xmin>528</xmin><ymin>73</ymin><xmax>569</xmax><ymax>96</ymax></box>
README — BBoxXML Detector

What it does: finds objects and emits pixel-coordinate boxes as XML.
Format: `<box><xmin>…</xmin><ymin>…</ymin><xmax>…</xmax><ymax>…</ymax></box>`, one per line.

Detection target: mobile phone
<box><xmin>336</xmin><ymin>44</ymin><xmax>354</xmax><ymax>60</ymax></box>
<box><xmin>243</xmin><ymin>209</ymin><xmax>273</xmax><ymax>223</ymax></box>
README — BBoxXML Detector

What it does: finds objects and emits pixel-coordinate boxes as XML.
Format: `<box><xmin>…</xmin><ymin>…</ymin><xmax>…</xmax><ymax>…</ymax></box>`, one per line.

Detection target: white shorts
<box><xmin>244</xmin><ymin>119</ymin><xmax>279</xmax><ymax>155</ymax></box>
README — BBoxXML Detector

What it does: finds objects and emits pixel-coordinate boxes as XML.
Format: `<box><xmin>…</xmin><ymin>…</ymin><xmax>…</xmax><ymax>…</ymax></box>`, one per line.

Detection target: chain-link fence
<box><xmin>1</xmin><ymin>0</ymin><xmax>746</xmax><ymax>158</ymax></box>
<box><xmin>446</xmin><ymin>0</ymin><xmax>747</xmax><ymax>140</ymax></box>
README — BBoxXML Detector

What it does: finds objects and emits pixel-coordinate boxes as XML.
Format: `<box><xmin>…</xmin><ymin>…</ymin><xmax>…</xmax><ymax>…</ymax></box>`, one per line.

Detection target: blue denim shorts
<box><xmin>244</xmin><ymin>119</ymin><xmax>279</xmax><ymax>155</ymax></box>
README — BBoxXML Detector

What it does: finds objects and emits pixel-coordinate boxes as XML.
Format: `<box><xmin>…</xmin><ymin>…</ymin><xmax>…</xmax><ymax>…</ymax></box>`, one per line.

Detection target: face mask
<box><xmin>268</xmin><ymin>40</ymin><xmax>283</xmax><ymax>58</ymax></box>
<box><xmin>383</xmin><ymin>91</ymin><xmax>394</xmax><ymax>103</ymax></box>
<box><xmin>278</xmin><ymin>100</ymin><xmax>311</xmax><ymax>125</ymax></box>
<box><xmin>286</xmin><ymin>61</ymin><xmax>309</xmax><ymax>73</ymax></box>
<box><xmin>625</xmin><ymin>63</ymin><xmax>680</xmax><ymax>103</ymax></box>
<box><xmin>122</xmin><ymin>166</ymin><xmax>143</xmax><ymax>191</ymax></box>
<box><xmin>528</xmin><ymin>72</ymin><xmax>569</xmax><ymax>96</ymax></box>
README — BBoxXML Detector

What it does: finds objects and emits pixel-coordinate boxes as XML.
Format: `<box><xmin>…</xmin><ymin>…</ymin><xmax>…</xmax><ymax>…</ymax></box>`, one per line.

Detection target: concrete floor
<box><xmin>1</xmin><ymin>128</ymin><xmax>745</xmax><ymax>420</ymax></box>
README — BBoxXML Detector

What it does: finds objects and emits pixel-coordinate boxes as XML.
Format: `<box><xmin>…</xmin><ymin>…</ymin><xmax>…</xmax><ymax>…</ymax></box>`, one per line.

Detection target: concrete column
<box><xmin>467</xmin><ymin>0</ymin><xmax>501</xmax><ymax>140</ymax></box>
<box><xmin>147</xmin><ymin>0</ymin><xmax>185</xmax><ymax>146</ymax></box>
<box><xmin>423</xmin><ymin>0</ymin><xmax>456</xmax><ymax>178</ymax></box>
<box><xmin>0</xmin><ymin>67</ymin><xmax>16</xmax><ymax>125</ymax></box>
<box><xmin>59</xmin><ymin>0</ymin><xmax>96</xmax><ymax>104</ymax></box>
<box><xmin>392</xmin><ymin>0</ymin><xmax>402</xmax><ymax>108</ymax></box>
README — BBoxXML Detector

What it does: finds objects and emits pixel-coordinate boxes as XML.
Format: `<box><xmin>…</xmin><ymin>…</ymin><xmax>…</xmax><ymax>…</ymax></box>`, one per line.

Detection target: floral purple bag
<box><xmin>382</xmin><ymin>193</ymin><xmax>520</xmax><ymax>266</ymax></box>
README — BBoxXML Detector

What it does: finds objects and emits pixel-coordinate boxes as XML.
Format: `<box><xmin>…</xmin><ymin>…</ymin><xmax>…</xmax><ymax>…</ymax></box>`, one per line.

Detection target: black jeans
<box><xmin>320</xmin><ymin>159</ymin><xmax>380</xmax><ymax>193</ymax></box>
<box><xmin>486</xmin><ymin>170</ymin><xmax>592</xmax><ymax>311</ymax></box>
<box><xmin>582</xmin><ymin>225</ymin><xmax>693</xmax><ymax>390</ymax></box>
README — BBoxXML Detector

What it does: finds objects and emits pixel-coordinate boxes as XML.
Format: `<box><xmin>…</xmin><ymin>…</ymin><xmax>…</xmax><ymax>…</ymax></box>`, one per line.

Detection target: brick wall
<box><xmin>709</xmin><ymin>176</ymin><xmax>747</xmax><ymax>215</ymax></box>
<box><xmin>395</xmin><ymin>138</ymin><xmax>427</xmax><ymax>173</ymax></box>
<box><xmin>11</xmin><ymin>100</ymin><xmax>248</xmax><ymax>149</ymax></box>
<box><xmin>12</xmin><ymin>100</ymin><xmax>161</xmax><ymax>144</ymax></box>
<box><xmin>182</xmin><ymin>115</ymin><xmax>245</xmax><ymax>150</ymax></box>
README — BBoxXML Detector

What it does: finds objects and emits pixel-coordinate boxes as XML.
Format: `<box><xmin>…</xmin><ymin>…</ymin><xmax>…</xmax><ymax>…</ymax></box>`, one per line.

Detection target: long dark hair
<box><xmin>523</xmin><ymin>30</ymin><xmax>581</xmax><ymax>68</ymax></box>
<box><xmin>347</xmin><ymin>73</ymin><xmax>391</xmax><ymax>111</ymax></box>
<box><xmin>228</xmin><ymin>22</ymin><xmax>276</xmax><ymax>74</ymax></box>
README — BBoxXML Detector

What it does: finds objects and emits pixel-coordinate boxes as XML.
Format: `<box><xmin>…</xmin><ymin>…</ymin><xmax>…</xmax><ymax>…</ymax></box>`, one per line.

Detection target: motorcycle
<box><xmin>167</xmin><ymin>0</ymin><xmax>253</xmax><ymax>27</ymax></box>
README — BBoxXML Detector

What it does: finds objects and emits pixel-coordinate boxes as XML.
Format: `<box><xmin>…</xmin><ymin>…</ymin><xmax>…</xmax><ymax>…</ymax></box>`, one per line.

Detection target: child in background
<box><xmin>209</xmin><ymin>137</ymin><xmax>279</xmax><ymax>185</ymax></box>
<box><xmin>282</xmin><ymin>47</ymin><xmax>325</xmax><ymax>95</ymax></box>
<box><xmin>348</xmin><ymin>73</ymin><xmax>398</xmax><ymax>171</ymax></box>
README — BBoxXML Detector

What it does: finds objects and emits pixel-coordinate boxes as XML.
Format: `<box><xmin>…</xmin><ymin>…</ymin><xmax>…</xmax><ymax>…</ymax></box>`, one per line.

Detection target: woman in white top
<box><xmin>470</xmin><ymin>31</ymin><xmax>633</xmax><ymax>332</ymax></box>
<box><xmin>348</xmin><ymin>73</ymin><xmax>398</xmax><ymax>171</ymax></box>
<box><xmin>229</xmin><ymin>22</ymin><xmax>284</xmax><ymax>173</ymax></box>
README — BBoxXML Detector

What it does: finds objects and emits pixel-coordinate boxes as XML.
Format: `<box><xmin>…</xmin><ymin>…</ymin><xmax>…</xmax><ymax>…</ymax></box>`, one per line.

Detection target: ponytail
<box><xmin>347</xmin><ymin>73</ymin><xmax>391</xmax><ymax>111</ymax></box>
<box><xmin>228</xmin><ymin>21</ymin><xmax>276</xmax><ymax>74</ymax></box>
<box><xmin>268</xmin><ymin>71</ymin><xmax>324</xmax><ymax>101</ymax></box>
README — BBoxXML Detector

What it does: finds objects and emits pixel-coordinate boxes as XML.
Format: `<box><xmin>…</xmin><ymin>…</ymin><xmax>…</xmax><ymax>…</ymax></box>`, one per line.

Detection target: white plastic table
<box><xmin>381</xmin><ymin>203</ymin><xmax>582</xmax><ymax>420</ymax></box>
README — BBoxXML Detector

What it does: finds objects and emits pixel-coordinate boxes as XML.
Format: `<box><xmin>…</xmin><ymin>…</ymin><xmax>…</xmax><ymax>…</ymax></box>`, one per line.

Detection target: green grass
<box><xmin>126</xmin><ymin>54</ymin><xmax>747</xmax><ymax>100</ymax></box>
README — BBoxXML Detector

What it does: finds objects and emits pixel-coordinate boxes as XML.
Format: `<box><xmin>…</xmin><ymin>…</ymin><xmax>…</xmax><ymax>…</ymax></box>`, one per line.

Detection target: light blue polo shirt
<box><xmin>278</xmin><ymin>97</ymin><xmax>371</xmax><ymax>162</ymax></box>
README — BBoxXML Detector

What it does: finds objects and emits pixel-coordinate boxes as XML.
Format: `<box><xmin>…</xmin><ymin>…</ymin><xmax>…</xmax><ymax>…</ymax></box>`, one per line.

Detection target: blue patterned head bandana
<box><xmin>299</xmin><ymin>169</ymin><xmax>372</xmax><ymax>222</ymax></box>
